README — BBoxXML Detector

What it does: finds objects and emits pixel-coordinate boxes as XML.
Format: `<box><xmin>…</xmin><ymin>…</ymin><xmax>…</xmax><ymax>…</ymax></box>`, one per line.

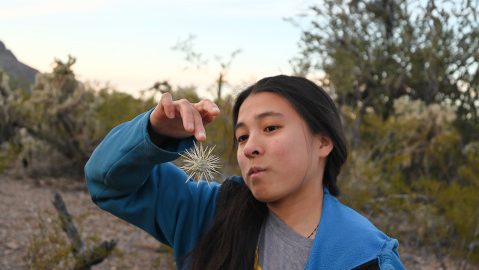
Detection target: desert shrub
<box><xmin>340</xmin><ymin>97</ymin><xmax>479</xmax><ymax>264</ymax></box>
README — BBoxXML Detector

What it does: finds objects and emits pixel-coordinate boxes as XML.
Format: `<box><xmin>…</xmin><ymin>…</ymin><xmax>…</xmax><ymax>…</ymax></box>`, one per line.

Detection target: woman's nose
<box><xmin>243</xmin><ymin>135</ymin><xmax>262</xmax><ymax>158</ymax></box>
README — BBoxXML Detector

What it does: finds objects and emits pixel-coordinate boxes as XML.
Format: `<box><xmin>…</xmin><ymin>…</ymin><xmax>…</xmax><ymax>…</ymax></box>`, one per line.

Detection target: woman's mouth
<box><xmin>248</xmin><ymin>166</ymin><xmax>266</xmax><ymax>177</ymax></box>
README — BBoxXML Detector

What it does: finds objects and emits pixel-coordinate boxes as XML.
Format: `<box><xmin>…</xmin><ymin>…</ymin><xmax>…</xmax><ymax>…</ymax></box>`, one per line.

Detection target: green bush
<box><xmin>340</xmin><ymin>97</ymin><xmax>479</xmax><ymax>264</ymax></box>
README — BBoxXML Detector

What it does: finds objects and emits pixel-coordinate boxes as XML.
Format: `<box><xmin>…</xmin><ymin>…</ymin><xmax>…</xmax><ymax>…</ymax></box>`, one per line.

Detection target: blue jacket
<box><xmin>85</xmin><ymin>111</ymin><xmax>406</xmax><ymax>270</ymax></box>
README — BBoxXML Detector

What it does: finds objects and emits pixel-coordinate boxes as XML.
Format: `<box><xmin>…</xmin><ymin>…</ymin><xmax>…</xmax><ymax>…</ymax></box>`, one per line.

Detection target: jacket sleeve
<box><xmin>378</xmin><ymin>239</ymin><xmax>406</xmax><ymax>270</ymax></box>
<box><xmin>84</xmin><ymin>110</ymin><xmax>220</xmax><ymax>259</ymax></box>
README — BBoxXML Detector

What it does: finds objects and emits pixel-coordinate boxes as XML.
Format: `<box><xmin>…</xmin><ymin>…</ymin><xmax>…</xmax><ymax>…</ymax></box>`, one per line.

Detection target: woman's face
<box><xmin>235</xmin><ymin>92</ymin><xmax>332</xmax><ymax>205</ymax></box>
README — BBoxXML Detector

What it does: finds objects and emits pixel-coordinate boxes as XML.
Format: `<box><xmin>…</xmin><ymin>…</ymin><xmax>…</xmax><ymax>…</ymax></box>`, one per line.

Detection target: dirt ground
<box><xmin>0</xmin><ymin>175</ymin><xmax>175</xmax><ymax>270</ymax></box>
<box><xmin>0</xmin><ymin>175</ymin><xmax>471</xmax><ymax>270</ymax></box>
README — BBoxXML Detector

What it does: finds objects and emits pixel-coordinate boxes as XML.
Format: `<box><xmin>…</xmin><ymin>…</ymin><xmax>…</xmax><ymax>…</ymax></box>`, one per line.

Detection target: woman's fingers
<box><xmin>175</xmin><ymin>99</ymin><xmax>207</xmax><ymax>141</ymax></box>
<box><xmin>153</xmin><ymin>93</ymin><xmax>220</xmax><ymax>140</ymax></box>
<box><xmin>193</xmin><ymin>111</ymin><xmax>206</xmax><ymax>141</ymax></box>
<box><xmin>194</xmin><ymin>99</ymin><xmax>221</xmax><ymax>122</ymax></box>
<box><xmin>177</xmin><ymin>99</ymin><xmax>195</xmax><ymax>132</ymax></box>
<box><xmin>195</xmin><ymin>99</ymin><xmax>220</xmax><ymax>115</ymax></box>
<box><xmin>160</xmin><ymin>92</ymin><xmax>175</xmax><ymax>119</ymax></box>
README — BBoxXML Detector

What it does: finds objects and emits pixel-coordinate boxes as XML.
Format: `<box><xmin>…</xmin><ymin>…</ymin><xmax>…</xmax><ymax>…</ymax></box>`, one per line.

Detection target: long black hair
<box><xmin>187</xmin><ymin>75</ymin><xmax>348</xmax><ymax>270</ymax></box>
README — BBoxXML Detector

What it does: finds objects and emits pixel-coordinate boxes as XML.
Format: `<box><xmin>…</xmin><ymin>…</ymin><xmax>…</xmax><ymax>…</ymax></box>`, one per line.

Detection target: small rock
<box><xmin>6</xmin><ymin>241</ymin><xmax>19</xmax><ymax>250</ymax></box>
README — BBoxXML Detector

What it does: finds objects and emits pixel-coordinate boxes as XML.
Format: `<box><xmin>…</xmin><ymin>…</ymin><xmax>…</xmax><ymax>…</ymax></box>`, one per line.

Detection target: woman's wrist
<box><xmin>147</xmin><ymin>120</ymin><xmax>176</xmax><ymax>148</ymax></box>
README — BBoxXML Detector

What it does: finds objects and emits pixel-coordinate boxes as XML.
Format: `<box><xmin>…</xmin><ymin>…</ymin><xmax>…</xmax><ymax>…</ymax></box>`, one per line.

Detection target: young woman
<box><xmin>85</xmin><ymin>75</ymin><xmax>405</xmax><ymax>269</ymax></box>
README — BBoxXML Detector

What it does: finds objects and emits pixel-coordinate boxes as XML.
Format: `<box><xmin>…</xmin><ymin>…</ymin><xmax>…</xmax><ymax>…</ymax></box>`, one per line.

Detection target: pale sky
<box><xmin>0</xmin><ymin>0</ymin><xmax>314</xmax><ymax>98</ymax></box>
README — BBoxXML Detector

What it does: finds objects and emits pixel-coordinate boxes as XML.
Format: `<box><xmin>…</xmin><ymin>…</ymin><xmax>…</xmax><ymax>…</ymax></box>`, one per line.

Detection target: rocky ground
<box><xmin>0</xmin><ymin>175</ymin><xmax>175</xmax><ymax>270</ymax></box>
<box><xmin>0</xmin><ymin>175</ymin><xmax>472</xmax><ymax>269</ymax></box>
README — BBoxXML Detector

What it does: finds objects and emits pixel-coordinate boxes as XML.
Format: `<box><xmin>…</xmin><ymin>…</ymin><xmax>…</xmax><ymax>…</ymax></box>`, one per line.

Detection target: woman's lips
<box><xmin>248</xmin><ymin>166</ymin><xmax>266</xmax><ymax>177</ymax></box>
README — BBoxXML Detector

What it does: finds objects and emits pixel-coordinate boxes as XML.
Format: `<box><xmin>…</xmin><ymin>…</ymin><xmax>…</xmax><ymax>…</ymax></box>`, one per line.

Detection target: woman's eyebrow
<box><xmin>235</xmin><ymin>111</ymin><xmax>285</xmax><ymax>131</ymax></box>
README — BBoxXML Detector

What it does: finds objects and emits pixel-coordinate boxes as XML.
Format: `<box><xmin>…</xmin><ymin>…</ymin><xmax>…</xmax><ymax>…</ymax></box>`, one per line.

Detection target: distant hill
<box><xmin>0</xmin><ymin>40</ymin><xmax>39</xmax><ymax>90</ymax></box>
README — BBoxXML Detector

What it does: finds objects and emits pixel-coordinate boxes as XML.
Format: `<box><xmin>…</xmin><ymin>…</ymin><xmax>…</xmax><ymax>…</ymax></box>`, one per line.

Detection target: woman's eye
<box><xmin>236</xmin><ymin>135</ymin><xmax>248</xmax><ymax>143</ymax></box>
<box><xmin>264</xmin><ymin>125</ymin><xmax>279</xmax><ymax>132</ymax></box>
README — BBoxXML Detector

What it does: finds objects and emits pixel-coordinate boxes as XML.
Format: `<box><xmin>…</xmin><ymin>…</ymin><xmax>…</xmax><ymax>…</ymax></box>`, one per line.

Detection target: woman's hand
<box><xmin>149</xmin><ymin>92</ymin><xmax>221</xmax><ymax>141</ymax></box>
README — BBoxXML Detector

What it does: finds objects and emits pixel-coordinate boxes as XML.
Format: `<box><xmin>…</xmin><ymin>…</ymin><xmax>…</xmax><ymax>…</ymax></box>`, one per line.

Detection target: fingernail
<box><xmin>199</xmin><ymin>131</ymin><xmax>206</xmax><ymax>139</ymax></box>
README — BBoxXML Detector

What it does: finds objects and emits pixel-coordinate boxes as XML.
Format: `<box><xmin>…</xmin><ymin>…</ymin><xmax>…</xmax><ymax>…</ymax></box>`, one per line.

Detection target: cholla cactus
<box><xmin>179</xmin><ymin>142</ymin><xmax>221</xmax><ymax>184</ymax></box>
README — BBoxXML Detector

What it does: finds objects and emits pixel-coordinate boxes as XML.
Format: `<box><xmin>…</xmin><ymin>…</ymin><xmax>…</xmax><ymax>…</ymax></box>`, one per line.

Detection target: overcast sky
<box><xmin>0</xmin><ymin>0</ymin><xmax>314</xmax><ymax>98</ymax></box>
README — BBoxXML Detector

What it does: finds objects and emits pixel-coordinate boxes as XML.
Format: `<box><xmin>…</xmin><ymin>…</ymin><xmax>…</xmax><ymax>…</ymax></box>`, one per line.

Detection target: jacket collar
<box><xmin>305</xmin><ymin>191</ymin><xmax>389</xmax><ymax>269</ymax></box>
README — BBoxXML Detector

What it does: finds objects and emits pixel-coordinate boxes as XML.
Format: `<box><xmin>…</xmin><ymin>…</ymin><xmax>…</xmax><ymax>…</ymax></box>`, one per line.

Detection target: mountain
<box><xmin>0</xmin><ymin>40</ymin><xmax>39</xmax><ymax>89</ymax></box>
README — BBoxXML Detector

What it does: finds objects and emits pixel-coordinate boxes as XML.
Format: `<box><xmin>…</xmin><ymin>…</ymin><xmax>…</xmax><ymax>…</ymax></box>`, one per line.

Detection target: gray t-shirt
<box><xmin>257</xmin><ymin>212</ymin><xmax>314</xmax><ymax>270</ymax></box>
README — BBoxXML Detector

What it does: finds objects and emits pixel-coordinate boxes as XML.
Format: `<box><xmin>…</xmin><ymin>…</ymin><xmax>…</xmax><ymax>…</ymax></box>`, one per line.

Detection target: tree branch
<box><xmin>52</xmin><ymin>192</ymin><xmax>117</xmax><ymax>270</ymax></box>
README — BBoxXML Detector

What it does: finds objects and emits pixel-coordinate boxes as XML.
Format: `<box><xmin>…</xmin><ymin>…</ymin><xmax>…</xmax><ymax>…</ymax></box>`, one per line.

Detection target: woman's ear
<box><xmin>318</xmin><ymin>135</ymin><xmax>333</xmax><ymax>157</ymax></box>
